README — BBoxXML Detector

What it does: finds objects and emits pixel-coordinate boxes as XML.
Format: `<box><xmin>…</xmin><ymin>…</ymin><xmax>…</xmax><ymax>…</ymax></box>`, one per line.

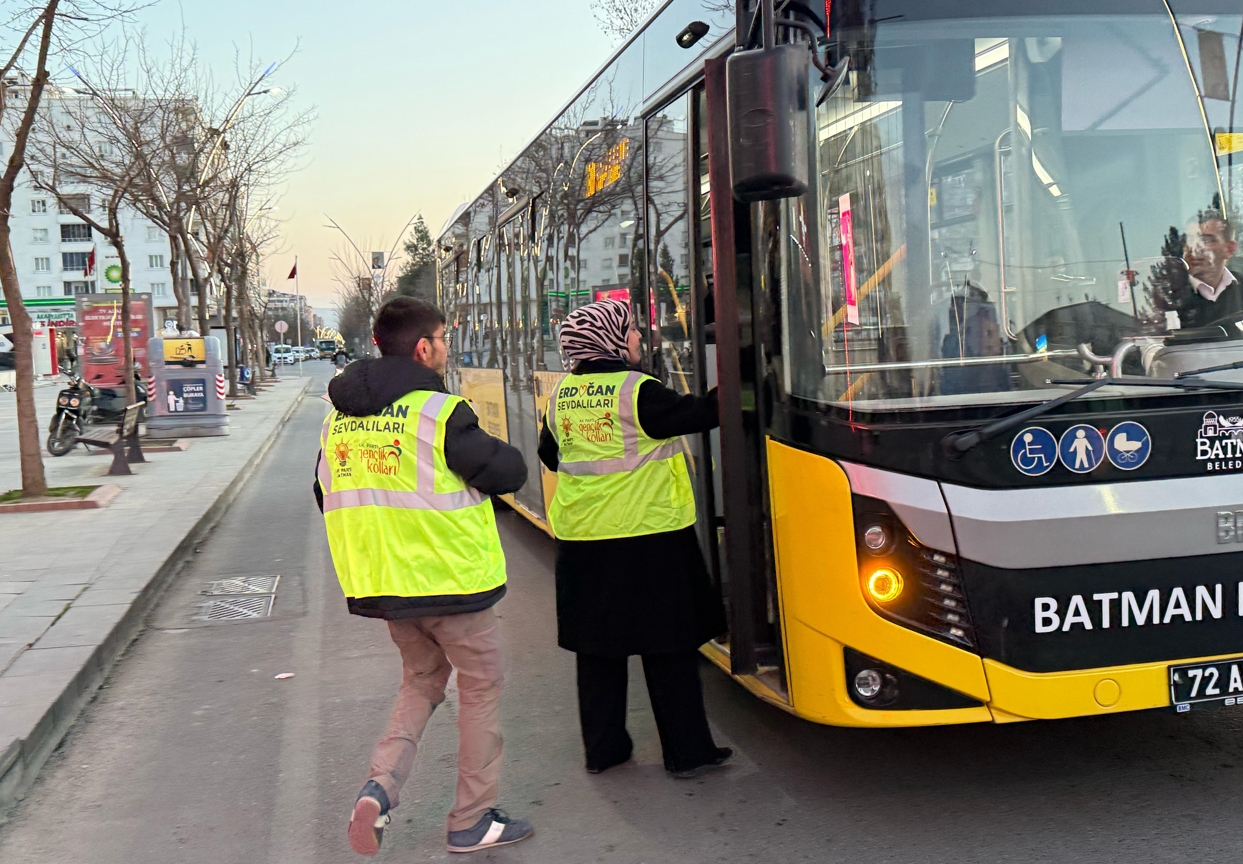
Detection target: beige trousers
<box><xmin>367</xmin><ymin>606</ymin><xmax>505</xmax><ymax>832</ymax></box>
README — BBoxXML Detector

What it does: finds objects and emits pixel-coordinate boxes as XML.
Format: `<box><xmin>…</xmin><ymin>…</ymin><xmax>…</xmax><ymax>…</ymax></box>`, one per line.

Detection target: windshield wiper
<box><xmin>941</xmin><ymin>376</ymin><xmax>1243</xmax><ymax>458</ymax></box>
<box><xmin>1173</xmin><ymin>359</ymin><xmax>1243</xmax><ymax>379</ymax></box>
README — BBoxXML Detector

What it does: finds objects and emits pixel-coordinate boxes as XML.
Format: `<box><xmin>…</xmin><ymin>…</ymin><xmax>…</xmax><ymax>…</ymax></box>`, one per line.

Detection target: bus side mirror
<box><xmin>727</xmin><ymin>42</ymin><xmax>811</xmax><ymax>202</ymax></box>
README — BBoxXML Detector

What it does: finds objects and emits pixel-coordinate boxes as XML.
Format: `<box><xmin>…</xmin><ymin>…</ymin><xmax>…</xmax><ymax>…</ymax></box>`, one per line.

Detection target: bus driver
<box><xmin>1167</xmin><ymin>208</ymin><xmax>1243</xmax><ymax>329</ymax></box>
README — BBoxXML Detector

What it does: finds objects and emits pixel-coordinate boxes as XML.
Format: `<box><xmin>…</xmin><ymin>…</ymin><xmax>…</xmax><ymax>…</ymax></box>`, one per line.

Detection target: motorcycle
<box><xmin>47</xmin><ymin>375</ymin><xmax>92</xmax><ymax>456</ymax></box>
<box><xmin>46</xmin><ymin>370</ymin><xmax>147</xmax><ymax>456</ymax></box>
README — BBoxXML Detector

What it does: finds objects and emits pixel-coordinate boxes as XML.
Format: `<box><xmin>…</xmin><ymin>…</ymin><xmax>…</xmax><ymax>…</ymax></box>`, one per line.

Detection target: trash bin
<box><xmin>145</xmin><ymin>336</ymin><xmax>230</xmax><ymax>437</ymax></box>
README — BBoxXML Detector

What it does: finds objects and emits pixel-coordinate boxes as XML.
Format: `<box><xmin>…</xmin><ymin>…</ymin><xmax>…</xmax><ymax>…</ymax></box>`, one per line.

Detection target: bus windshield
<box><xmin>787</xmin><ymin>3</ymin><xmax>1243</xmax><ymax>411</ymax></box>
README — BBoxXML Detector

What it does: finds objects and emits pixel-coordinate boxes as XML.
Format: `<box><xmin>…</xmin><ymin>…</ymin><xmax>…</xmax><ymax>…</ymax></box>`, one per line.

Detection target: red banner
<box><xmin>76</xmin><ymin>294</ymin><xmax>154</xmax><ymax>386</ymax></box>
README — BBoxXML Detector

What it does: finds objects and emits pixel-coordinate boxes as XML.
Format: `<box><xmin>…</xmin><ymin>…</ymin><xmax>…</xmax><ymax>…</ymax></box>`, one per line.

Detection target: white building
<box><xmin>0</xmin><ymin>83</ymin><xmax>177</xmax><ymax>331</ymax></box>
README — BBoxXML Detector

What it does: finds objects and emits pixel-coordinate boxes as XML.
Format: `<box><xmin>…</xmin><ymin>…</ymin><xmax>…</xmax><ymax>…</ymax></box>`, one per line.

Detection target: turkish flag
<box><xmin>84</xmin><ymin>248</ymin><xmax>96</xmax><ymax>277</ymax></box>
<box><xmin>287</xmin><ymin>263</ymin><xmax>297</xmax><ymax>279</ymax></box>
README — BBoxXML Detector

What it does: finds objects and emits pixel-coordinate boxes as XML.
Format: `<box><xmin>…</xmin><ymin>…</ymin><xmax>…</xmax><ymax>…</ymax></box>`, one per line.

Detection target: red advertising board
<box><xmin>76</xmin><ymin>294</ymin><xmax>154</xmax><ymax>385</ymax></box>
<box><xmin>594</xmin><ymin>288</ymin><xmax>630</xmax><ymax>304</ymax></box>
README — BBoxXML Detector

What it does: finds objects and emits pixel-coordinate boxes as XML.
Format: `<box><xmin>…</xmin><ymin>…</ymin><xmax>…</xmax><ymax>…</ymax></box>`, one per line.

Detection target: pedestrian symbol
<box><xmin>1106</xmin><ymin>421</ymin><xmax>1151</xmax><ymax>470</ymax></box>
<box><xmin>1058</xmin><ymin>424</ymin><xmax>1106</xmax><ymax>473</ymax></box>
<box><xmin>1010</xmin><ymin>426</ymin><xmax>1057</xmax><ymax>476</ymax></box>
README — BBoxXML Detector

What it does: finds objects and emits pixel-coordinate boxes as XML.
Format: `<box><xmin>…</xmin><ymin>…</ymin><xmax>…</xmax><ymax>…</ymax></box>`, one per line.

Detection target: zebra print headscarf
<box><xmin>559</xmin><ymin>299</ymin><xmax>632</xmax><ymax>364</ymax></box>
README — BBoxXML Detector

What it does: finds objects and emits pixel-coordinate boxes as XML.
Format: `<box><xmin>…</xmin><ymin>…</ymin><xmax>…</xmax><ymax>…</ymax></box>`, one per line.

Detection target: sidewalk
<box><xmin>0</xmin><ymin>373</ymin><xmax>314</xmax><ymax>807</ymax></box>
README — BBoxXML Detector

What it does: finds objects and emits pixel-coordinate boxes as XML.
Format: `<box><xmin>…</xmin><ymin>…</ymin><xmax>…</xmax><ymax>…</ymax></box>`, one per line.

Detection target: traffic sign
<box><xmin>274</xmin><ymin>320</ymin><xmax>288</xmax><ymax>334</ymax></box>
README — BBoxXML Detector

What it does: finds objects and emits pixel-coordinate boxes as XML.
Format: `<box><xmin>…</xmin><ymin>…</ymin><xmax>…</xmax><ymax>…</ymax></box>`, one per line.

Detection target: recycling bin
<box><xmin>145</xmin><ymin>336</ymin><xmax>229</xmax><ymax>437</ymax></box>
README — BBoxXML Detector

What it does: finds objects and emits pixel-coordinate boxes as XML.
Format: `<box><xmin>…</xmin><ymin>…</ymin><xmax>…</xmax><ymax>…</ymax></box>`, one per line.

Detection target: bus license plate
<box><xmin>1169</xmin><ymin>658</ymin><xmax>1243</xmax><ymax>712</ymax></box>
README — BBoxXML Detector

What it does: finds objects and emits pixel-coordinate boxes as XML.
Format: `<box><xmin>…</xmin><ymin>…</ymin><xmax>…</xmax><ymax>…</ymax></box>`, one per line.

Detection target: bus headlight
<box><xmin>866</xmin><ymin>568</ymin><xmax>904</xmax><ymax>603</ymax></box>
<box><xmin>862</xmin><ymin>524</ymin><xmax>890</xmax><ymax>553</ymax></box>
<box><xmin>853</xmin><ymin>496</ymin><xmax>978</xmax><ymax>651</ymax></box>
<box><xmin>854</xmin><ymin>668</ymin><xmax>883</xmax><ymax>699</ymax></box>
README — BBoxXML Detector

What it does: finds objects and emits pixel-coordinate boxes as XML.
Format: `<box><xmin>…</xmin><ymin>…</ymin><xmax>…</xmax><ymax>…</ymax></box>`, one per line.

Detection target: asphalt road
<box><xmin>3</xmin><ymin>365</ymin><xmax>1243</xmax><ymax>863</ymax></box>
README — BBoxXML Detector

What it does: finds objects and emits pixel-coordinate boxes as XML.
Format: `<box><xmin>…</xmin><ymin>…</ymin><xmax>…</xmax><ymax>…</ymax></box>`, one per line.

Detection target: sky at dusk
<box><xmin>107</xmin><ymin>0</ymin><xmax>619</xmax><ymax>326</ymax></box>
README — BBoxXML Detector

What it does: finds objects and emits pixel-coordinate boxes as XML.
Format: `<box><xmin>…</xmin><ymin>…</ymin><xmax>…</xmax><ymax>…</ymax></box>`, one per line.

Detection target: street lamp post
<box><xmin>326</xmin><ymin>212</ymin><xmax>422</xmax><ymax>299</ymax></box>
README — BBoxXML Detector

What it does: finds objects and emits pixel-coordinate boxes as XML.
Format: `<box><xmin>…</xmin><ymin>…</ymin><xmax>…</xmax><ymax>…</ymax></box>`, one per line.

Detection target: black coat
<box><xmin>1179</xmin><ymin>274</ymin><xmax>1243</xmax><ymax>329</ymax></box>
<box><xmin>538</xmin><ymin>359</ymin><xmax>726</xmax><ymax>657</ymax></box>
<box><xmin>314</xmin><ymin>355</ymin><xmax>528</xmax><ymax>619</ymax></box>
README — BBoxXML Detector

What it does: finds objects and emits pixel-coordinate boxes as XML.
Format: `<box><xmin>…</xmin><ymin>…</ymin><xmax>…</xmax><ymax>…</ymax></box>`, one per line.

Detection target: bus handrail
<box><xmin>995</xmin><ymin>128</ymin><xmax>1018</xmax><ymax>340</ymax></box>
<box><xmin>823</xmin><ymin>348</ymin><xmax>1079</xmax><ymax>375</ymax></box>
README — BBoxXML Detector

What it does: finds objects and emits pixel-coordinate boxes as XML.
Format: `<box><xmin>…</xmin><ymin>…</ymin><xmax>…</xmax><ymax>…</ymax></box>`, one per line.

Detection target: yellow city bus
<box><xmin>437</xmin><ymin>0</ymin><xmax>1243</xmax><ymax>727</ymax></box>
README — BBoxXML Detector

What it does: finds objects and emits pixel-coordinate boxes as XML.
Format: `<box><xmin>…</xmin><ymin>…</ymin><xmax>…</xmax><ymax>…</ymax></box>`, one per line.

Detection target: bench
<box><xmin>78</xmin><ymin>403</ymin><xmax>145</xmax><ymax>476</ymax></box>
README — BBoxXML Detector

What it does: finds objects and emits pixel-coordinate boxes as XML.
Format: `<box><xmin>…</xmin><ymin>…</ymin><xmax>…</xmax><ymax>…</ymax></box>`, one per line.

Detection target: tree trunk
<box><xmin>168</xmin><ymin>233</ymin><xmax>190</xmax><ymax>331</ymax></box>
<box><xmin>253</xmin><ymin>316</ymin><xmax>267</xmax><ymax>382</ymax></box>
<box><xmin>0</xmin><ymin>224</ymin><xmax>47</xmax><ymax>496</ymax></box>
<box><xmin>114</xmin><ymin>224</ymin><xmax>136</xmax><ymax>407</ymax></box>
<box><xmin>236</xmin><ymin>268</ymin><xmax>251</xmax><ymax>386</ymax></box>
<box><xmin>177</xmin><ymin>224</ymin><xmax>209</xmax><ymax>336</ymax></box>
<box><xmin>224</xmin><ymin>263</ymin><xmax>237</xmax><ymax>398</ymax></box>
<box><xmin>0</xmin><ymin>3</ymin><xmax>58</xmax><ymax>497</ymax></box>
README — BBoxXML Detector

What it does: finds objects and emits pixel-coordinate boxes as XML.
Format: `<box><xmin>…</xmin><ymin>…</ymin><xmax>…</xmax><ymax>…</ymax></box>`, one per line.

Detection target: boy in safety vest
<box><xmin>315</xmin><ymin>297</ymin><xmax>533</xmax><ymax>855</ymax></box>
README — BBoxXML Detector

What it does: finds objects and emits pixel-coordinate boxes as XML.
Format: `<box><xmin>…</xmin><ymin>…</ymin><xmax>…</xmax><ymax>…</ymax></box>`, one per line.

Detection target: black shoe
<box><xmin>348</xmin><ymin>780</ymin><xmax>391</xmax><ymax>856</ymax></box>
<box><xmin>670</xmin><ymin>747</ymin><xmax>733</xmax><ymax>780</ymax></box>
<box><xmin>586</xmin><ymin>750</ymin><xmax>633</xmax><ymax>774</ymax></box>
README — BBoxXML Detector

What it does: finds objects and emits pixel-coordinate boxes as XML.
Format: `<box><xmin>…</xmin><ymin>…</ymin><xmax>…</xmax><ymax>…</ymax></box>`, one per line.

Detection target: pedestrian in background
<box><xmin>538</xmin><ymin>299</ymin><xmax>731</xmax><ymax>778</ymax></box>
<box><xmin>315</xmin><ymin>296</ymin><xmax>534</xmax><ymax>855</ymax></box>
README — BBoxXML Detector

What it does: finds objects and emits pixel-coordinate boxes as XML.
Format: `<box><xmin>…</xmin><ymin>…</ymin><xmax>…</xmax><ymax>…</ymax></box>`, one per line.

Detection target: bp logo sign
<box><xmin>104</xmin><ymin>264</ymin><xmax>122</xmax><ymax>284</ymax></box>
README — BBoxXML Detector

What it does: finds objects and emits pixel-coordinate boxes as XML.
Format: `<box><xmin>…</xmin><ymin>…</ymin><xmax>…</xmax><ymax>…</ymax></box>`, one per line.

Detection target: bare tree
<box><xmin>0</xmin><ymin>0</ymin><xmax>142</xmax><ymax>497</ymax></box>
<box><xmin>331</xmin><ymin>245</ymin><xmax>383</xmax><ymax>355</ymax></box>
<box><xmin>0</xmin><ymin>5</ymin><xmax>60</xmax><ymax>497</ymax></box>
<box><xmin>54</xmin><ymin>31</ymin><xmax>311</xmax><ymax>393</ymax></box>
<box><xmin>589</xmin><ymin>0</ymin><xmax>660</xmax><ymax>42</ymax></box>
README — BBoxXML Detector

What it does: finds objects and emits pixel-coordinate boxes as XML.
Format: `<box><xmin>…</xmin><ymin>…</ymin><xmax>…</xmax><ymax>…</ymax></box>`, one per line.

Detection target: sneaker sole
<box><xmin>671</xmin><ymin>759</ymin><xmax>731</xmax><ymax>780</ymax></box>
<box><xmin>446</xmin><ymin>827</ymin><xmax>534</xmax><ymax>853</ymax></box>
<box><xmin>348</xmin><ymin>797</ymin><xmax>384</xmax><ymax>856</ymax></box>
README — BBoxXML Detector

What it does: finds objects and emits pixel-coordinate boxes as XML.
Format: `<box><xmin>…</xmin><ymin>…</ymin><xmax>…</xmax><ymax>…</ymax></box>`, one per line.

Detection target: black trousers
<box><xmin>576</xmin><ymin>651</ymin><xmax>719</xmax><ymax>773</ymax></box>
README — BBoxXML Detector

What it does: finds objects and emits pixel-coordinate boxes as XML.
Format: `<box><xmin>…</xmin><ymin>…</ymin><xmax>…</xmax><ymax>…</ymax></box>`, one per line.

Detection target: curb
<box><xmin>0</xmin><ymin>378</ymin><xmax>312</xmax><ymax>810</ymax></box>
<box><xmin>0</xmin><ymin>484</ymin><xmax>121</xmax><ymax>515</ymax></box>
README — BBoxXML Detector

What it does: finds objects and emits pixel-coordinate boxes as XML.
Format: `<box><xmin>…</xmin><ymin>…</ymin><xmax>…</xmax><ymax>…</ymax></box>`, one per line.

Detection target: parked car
<box><xmin>271</xmin><ymin>344</ymin><xmax>294</xmax><ymax>365</ymax></box>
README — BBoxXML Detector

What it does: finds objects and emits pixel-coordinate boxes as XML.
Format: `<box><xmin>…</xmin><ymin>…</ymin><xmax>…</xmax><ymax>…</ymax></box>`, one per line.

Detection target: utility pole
<box><xmin>294</xmin><ymin>254</ymin><xmax>303</xmax><ymax>377</ymax></box>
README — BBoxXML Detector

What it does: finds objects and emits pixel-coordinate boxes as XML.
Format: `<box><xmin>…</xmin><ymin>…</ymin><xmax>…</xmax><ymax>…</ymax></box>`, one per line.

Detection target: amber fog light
<box><xmin>866</xmin><ymin>568</ymin><xmax>904</xmax><ymax>603</ymax></box>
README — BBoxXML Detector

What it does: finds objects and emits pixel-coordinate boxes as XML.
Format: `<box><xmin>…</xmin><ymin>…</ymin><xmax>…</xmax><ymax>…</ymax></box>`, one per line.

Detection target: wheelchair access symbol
<box><xmin>1106</xmin><ymin>421</ymin><xmax>1151</xmax><ymax>470</ymax></box>
<box><xmin>1010</xmin><ymin>426</ymin><xmax>1057</xmax><ymax>476</ymax></box>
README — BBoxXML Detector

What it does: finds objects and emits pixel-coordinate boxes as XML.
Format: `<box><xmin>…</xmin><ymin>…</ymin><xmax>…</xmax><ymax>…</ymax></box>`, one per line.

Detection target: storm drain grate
<box><xmin>202</xmin><ymin>575</ymin><xmax>281</xmax><ymax>595</ymax></box>
<box><xmin>198</xmin><ymin>595</ymin><xmax>276</xmax><ymax>620</ymax></box>
<box><xmin>194</xmin><ymin>574</ymin><xmax>280</xmax><ymax>621</ymax></box>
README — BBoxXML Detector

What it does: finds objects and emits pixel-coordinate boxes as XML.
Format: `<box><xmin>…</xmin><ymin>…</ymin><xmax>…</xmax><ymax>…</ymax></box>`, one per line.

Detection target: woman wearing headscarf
<box><xmin>538</xmin><ymin>299</ymin><xmax>730</xmax><ymax>779</ymax></box>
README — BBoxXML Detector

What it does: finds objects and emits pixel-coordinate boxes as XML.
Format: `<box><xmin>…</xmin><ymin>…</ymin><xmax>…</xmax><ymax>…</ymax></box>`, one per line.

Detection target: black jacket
<box><xmin>539</xmin><ymin>359</ymin><xmax>725</xmax><ymax>656</ymax></box>
<box><xmin>1179</xmin><ymin>275</ymin><xmax>1243</xmax><ymax>329</ymax></box>
<box><xmin>315</xmin><ymin>355</ymin><xmax>527</xmax><ymax>619</ymax></box>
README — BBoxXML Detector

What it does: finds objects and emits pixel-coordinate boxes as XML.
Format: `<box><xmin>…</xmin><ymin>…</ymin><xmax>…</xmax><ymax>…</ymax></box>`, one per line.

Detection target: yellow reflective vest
<box><xmin>319</xmin><ymin>390</ymin><xmax>506</xmax><ymax>602</ymax></box>
<box><xmin>547</xmin><ymin>370</ymin><xmax>695</xmax><ymax>540</ymax></box>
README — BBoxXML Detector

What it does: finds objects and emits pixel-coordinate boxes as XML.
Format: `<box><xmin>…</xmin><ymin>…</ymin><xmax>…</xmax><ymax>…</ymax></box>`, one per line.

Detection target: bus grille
<box><xmin>910</xmin><ymin>547</ymin><xmax>976</xmax><ymax>649</ymax></box>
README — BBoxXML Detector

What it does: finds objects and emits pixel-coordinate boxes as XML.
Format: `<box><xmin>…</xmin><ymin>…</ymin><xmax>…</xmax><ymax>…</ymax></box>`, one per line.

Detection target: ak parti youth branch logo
<box><xmin>358</xmin><ymin>440</ymin><xmax>404</xmax><ymax>476</ymax></box>
<box><xmin>577</xmin><ymin>411</ymin><xmax>615</xmax><ymax>443</ymax></box>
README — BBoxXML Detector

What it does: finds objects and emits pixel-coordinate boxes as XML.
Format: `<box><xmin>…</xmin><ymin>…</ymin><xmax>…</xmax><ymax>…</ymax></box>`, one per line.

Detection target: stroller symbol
<box><xmin>1112</xmin><ymin>432</ymin><xmax>1143</xmax><ymax>463</ymax></box>
<box><xmin>1106</xmin><ymin>421</ymin><xmax>1151</xmax><ymax>471</ymax></box>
